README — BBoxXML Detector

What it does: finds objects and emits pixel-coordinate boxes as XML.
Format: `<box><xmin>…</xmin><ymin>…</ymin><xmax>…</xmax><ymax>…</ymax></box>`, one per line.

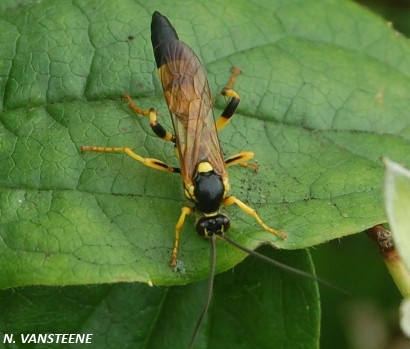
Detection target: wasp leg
<box><xmin>81</xmin><ymin>146</ymin><xmax>180</xmax><ymax>173</ymax></box>
<box><xmin>215</xmin><ymin>67</ymin><xmax>241</xmax><ymax>132</ymax></box>
<box><xmin>224</xmin><ymin>151</ymin><xmax>259</xmax><ymax>171</ymax></box>
<box><xmin>171</xmin><ymin>206</ymin><xmax>194</xmax><ymax>267</ymax></box>
<box><xmin>223</xmin><ymin>196</ymin><xmax>287</xmax><ymax>239</ymax></box>
<box><xmin>226</xmin><ymin>66</ymin><xmax>242</xmax><ymax>89</ymax></box>
<box><xmin>123</xmin><ymin>94</ymin><xmax>176</xmax><ymax>143</ymax></box>
<box><xmin>215</xmin><ymin>88</ymin><xmax>240</xmax><ymax>132</ymax></box>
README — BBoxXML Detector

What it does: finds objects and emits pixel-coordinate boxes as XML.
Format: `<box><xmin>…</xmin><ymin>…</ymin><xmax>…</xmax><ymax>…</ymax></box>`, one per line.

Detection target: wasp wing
<box><xmin>156</xmin><ymin>40</ymin><xmax>226</xmax><ymax>185</ymax></box>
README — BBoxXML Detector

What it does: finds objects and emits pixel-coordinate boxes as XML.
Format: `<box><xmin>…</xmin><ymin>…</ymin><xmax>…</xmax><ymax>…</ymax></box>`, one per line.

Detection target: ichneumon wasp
<box><xmin>81</xmin><ymin>11</ymin><xmax>286</xmax><ymax>266</ymax></box>
<box><xmin>81</xmin><ymin>11</ymin><xmax>292</xmax><ymax>348</ymax></box>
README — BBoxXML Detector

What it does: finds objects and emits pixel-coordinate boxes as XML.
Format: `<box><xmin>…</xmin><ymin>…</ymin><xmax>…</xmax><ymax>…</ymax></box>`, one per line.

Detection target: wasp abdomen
<box><xmin>151</xmin><ymin>11</ymin><xmax>180</xmax><ymax>68</ymax></box>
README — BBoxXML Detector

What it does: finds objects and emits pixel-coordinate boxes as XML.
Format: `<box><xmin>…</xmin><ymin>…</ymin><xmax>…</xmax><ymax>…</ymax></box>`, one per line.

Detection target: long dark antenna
<box><xmin>221</xmin><ymin>234</ymin><xmax>348</xmax><ymax>294</ymax></box>
<box><xmin>189</xmin><ymin>234</ymin><xmax>217</xmax><ymax>349</ymax></box>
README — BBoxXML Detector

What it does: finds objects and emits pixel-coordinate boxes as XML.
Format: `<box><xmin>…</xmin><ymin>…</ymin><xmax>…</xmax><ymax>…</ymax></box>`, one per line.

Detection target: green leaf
<box><xmin>1</xmin><ymin>0</ymin><xmax>410</xmax><ymax>288</ymax></box>
<box><xmin>0</xmin><ymin>248</ymin><xmax>319</xmax><ymax>349</ymax></box>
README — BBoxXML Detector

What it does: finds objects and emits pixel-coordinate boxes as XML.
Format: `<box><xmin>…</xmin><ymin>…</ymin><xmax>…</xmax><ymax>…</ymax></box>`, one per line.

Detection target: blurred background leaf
<box><xmin>384</xmin><ymin>159</ymin><xmax>410</xmax><ymax>274</ymax></box>
<box><xmin>0</xmin><ymin>249</ymin><xmax>320</xmax><ymax>349</ymax></box>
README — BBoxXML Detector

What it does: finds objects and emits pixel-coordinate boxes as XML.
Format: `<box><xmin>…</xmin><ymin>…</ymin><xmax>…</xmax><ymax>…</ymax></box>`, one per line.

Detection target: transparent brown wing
<box><xmin>157</xmin><ymin>40</ymin><xmax>226</xmax><ymax>185</ymax></box>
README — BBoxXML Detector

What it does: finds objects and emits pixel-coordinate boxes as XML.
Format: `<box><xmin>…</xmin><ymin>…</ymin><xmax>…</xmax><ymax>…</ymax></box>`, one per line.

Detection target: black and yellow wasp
<box><xmin>82</xmin><ymin>11</ymin><xmax>286</xmax><ymax>267</ymax></box>
<box><xmin>81</xmin><ymin>11</ymin><xmax>294</xmax><ymax>347</ymax></box>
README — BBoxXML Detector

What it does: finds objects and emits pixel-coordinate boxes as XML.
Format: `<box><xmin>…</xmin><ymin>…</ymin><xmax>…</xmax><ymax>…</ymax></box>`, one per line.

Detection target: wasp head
<box><xmin>196</xmin><ymin>214</ymin><xmax>230</xmax><ymax>238</ymax></box>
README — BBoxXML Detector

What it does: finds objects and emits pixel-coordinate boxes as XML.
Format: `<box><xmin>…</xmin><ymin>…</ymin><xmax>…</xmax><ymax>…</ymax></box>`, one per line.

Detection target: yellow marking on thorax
<box><xmin>223</xmin><ymin>178</ymin><xmax>230</xmax><ymax>196</ymax></box>
<box><xmin>184</xmin><ymin>185</ymin><xmax>195</xmax><ymax>201</ymax></box>
<box><xmin>197</xmin><ymin>161</ymin><xmax>213</xmax><ymax>173</ymax></box>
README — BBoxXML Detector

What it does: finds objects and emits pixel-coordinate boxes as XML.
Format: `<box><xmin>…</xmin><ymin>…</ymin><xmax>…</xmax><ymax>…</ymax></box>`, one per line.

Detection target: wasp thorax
<box><xmin>196</xmin><ymin>214</ymin><xmax>230</xmax><ymax>238</ymax></box>
<box><xmin>194</xmin><ymin>161</ymin><xmax>224</xmax><ymax>213</ymax></box>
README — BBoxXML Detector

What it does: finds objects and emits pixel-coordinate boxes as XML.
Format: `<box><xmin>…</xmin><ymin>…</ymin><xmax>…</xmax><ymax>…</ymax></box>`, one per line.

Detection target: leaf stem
<box><xmin>368</xmin><ymin>225</ymin><xmax>410</xmax><ymax>297</ymax></box>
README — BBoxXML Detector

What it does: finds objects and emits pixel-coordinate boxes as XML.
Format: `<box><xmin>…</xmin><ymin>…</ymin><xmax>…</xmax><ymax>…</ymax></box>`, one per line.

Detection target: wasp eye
<box><xmin>196</xmin><ymin>214</ymin><xmax>230</xmax><ymax>238</ymax></box>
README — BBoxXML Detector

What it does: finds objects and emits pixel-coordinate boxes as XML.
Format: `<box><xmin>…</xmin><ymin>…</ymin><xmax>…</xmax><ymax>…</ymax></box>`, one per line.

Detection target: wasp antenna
<box><xmin>221</xmin><ymin>235</ymin><xmax>349</xmax><ymax>295</ymax></box>
<box><xmin>189</xmin><ymin>234</ymin><xmax>217</xmax><ymax>348</ymax></box>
